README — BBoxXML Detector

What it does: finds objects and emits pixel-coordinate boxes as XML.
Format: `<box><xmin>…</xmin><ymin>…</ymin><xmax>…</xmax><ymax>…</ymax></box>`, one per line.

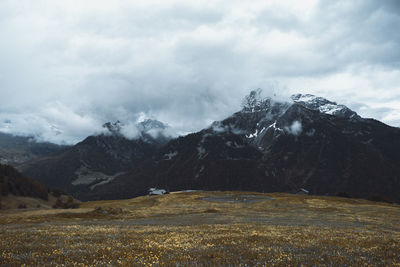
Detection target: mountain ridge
<box><xmin>19</xmin><ymin>119</ymin><xmax>173</xmax><ymax>199</ymax></box>
<box><xmin>16</xmin><ymin>91</ymin><xmax>400</xmax><ymax>202</ymax></box>
<box><xmin>88</xmin><ymin>91</ymin><xmax>400</xmax><ymax>202</ymax></box>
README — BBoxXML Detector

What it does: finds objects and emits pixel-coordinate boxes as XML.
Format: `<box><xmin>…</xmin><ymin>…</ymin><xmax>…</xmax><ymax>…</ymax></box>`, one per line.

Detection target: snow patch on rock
<box><xmin>267</xmin><ymin>121</ymin><xmax>284</xmax><ymax>132</ymax></box>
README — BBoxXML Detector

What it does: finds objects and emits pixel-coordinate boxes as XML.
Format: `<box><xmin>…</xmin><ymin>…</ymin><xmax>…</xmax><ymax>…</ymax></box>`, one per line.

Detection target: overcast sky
<box><xmin>0</xmin><ymin>0</ymin><xmax>399</xmax><ymax>144</ymax></box>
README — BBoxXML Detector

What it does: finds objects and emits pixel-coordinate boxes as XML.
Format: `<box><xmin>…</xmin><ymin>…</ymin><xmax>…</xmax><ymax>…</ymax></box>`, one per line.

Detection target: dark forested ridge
<box><xmin>0</xmin><ymin>164</ymin><xmax>48</xmax><ymax>201</ymax></box>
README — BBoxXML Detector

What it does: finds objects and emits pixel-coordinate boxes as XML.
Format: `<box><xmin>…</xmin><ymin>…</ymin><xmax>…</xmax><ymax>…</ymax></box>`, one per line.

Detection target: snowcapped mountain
<box><xmin>291</xmin><ymin>94</ymin><xmax>360</xmax><ymax>119</ymax></box>
<box><xmin>138</xmin><ymin>119</ymin><xmax>167</xmax><ymax>132</ymax></box>
<box><xmin>90</xmin><ymin>91</ymin><xmax>400</xmax><ymax>203</ymax></box>
<box><xmin>18</xmin><ymin>91</ymin><xmax>400</xmax><ymax>202</ymax></box>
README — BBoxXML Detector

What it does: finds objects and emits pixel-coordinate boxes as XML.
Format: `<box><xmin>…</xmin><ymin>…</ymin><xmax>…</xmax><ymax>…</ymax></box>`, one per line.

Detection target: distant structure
<box><xmin>148</xmin><ymin>188</ymin><xmax>168</xmax><ymax>196</ymax></box>
<box><xmin>296</xmin><ymin>188</ymin><xmax>309</xmax><ymax>195</ymax></box>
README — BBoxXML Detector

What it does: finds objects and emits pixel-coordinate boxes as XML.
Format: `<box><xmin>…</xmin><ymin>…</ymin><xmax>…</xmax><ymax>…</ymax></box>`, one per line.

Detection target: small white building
<box><xmin>149</xmin><ymin>188</ymin><xmax>168</xmax><ymax>196</ymax></box>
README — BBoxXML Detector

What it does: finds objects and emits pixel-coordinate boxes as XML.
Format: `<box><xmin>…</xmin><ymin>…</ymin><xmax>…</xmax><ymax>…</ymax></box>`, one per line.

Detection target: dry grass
<box><xmin>0</xmin><ymin>194</ymin><xmax>60</xmax><ymax>210</ymax></box>
<box><xmin>1</xmin><ymin>191</ymin><xmax>400</xmax><ymax>266</ymax></box>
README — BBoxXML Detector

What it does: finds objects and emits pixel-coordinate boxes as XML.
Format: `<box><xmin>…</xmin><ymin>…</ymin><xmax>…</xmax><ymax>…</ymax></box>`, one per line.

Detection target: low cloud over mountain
<box><xmin>1</xmin><ymin>0</ymin><xmax>399</xmax><ymax>144</ymax></box>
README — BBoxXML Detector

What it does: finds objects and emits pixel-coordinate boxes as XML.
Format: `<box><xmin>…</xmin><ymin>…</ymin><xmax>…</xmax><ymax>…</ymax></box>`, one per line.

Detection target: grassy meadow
<box><xmin>1</xmin><ymin>191</ymin><xmax>400</xmax><ymax>266</ymax></box>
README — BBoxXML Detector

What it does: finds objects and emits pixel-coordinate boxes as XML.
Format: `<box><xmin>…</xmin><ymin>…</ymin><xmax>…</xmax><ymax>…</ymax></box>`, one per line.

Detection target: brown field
<box><xmin>1</xmin><ymin>191</ymin><xmax>400</xmax><ymax>266</ymax></box>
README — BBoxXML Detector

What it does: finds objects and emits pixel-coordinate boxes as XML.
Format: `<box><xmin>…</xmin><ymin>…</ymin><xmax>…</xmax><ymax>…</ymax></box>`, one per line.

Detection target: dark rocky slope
<box><xmin>90</xmin><ymin>92</ymin><xmax>400</xmax><ymax>202</ymax></box>
<box><xmin>19</xmin><ymin>120</ymin><xmax>172</xmax><ymax>200</ymax></box>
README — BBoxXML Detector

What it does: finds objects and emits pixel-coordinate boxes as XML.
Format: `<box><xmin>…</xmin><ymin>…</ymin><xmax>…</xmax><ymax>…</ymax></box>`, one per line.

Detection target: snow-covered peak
<box><xmin>138</xmin><ymin>119</ymin><xmax>167</xmax><ymax>133</ymax></box>
<box><xmin>138</xmin><ymin>119</ymin><xmax>174</xmax><ymax>145</ymax></box>
<box><xmin>291</xmin><ymin>94</ymin><xmax>359</xmax><ymax>119</ymax></box>
<box><xmin>291</xmin><ymin>94</ymin><xmax>336</xmax><ymax>109</ymax></box>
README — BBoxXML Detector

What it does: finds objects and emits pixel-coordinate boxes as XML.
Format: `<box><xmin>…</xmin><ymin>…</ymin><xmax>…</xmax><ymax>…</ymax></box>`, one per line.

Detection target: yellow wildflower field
<box><xmin>1</xmin><ymin>191</ymin><xmax>399</xmax><ymax>266</ymax></box>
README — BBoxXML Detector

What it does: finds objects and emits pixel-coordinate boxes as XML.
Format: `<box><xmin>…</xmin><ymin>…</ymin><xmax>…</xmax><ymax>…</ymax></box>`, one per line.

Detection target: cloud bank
<box><xmin>285</xmin><ymin>121</ymin><xmax>303</xmax><ymax>136</ymax></box>
<box><xmin>0</xmin><ymin>0</ymin><xmax>399</xmax><ymax>144</ymax></box>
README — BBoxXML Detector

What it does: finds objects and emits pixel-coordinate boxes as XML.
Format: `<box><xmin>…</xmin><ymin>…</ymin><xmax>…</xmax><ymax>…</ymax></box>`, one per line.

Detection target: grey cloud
<box><xmin>312</xmin><ymin>1</ymin><xmax>400</xmax><ymax>67</ymax></box>
<box><xmin>0</xmin><ymin>0</ymin><xmax>399</xmax><ymax>144</ymax></box>
<box><xmin>285</xmin><ymin>121</ymin><xmax>303</xmax><ymax>136</ymax></box>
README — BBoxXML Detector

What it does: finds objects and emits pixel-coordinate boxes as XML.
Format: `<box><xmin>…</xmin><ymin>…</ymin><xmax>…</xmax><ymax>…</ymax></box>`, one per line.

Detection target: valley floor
<box><xmin>1</xmin><ymin>191</ymin><xmax>400</xmax><ymax>266</ymax></box>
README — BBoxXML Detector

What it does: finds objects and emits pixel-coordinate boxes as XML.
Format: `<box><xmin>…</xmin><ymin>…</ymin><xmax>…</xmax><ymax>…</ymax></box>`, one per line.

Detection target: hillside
<box><xmin>90</xmin><ymin>92</ymin><xmax>400</xmax><ymax>202</ymax></box>
<box><xmin>19</xmin><ymin>120</ymin><xmax>172</xmax><ymax>200</ymax></box>
<box><xmin>0</xmin><ymin>164</ymin><xmax>79</xmax><ymax>210</ymax></box>
<box><xmin>0</xmin><ymin>164</ymin><xmax>48</xmax><ymax>201</ymax></box>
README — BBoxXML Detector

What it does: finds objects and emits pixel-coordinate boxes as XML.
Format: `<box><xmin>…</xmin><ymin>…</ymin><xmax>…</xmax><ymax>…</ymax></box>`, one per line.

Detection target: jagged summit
<box><xmin>291</xmin><ymin>93</ymin><xmax>360</xmax><ymax>119</ymax></box>
<box><xmin>240</xmin><ymin>90</ymin><xmax>359</xmax><ymax>121</ymax></box>
<box><xmin>102</xmin><ymin>121</ymin><xmax>122</xmax><ymax>135</ymax></box>
<box><xmin>102</xmin><ymin>119</ymin><xmax>168</xmax><ymax>138</ymax></box>
<box><xmin>228</xmin><ymin>92</ymin><xmax>362</xmax><ymax>144</ymax></box>
<box><xmin>241</xmin><ymin>89</ymin><xmax>272</xmax><ymax>113</ymax></box>
<box><xmin>138</xmin><ymin>119</ymin><xmax>167</xmax><ymax>132</ymax></box>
